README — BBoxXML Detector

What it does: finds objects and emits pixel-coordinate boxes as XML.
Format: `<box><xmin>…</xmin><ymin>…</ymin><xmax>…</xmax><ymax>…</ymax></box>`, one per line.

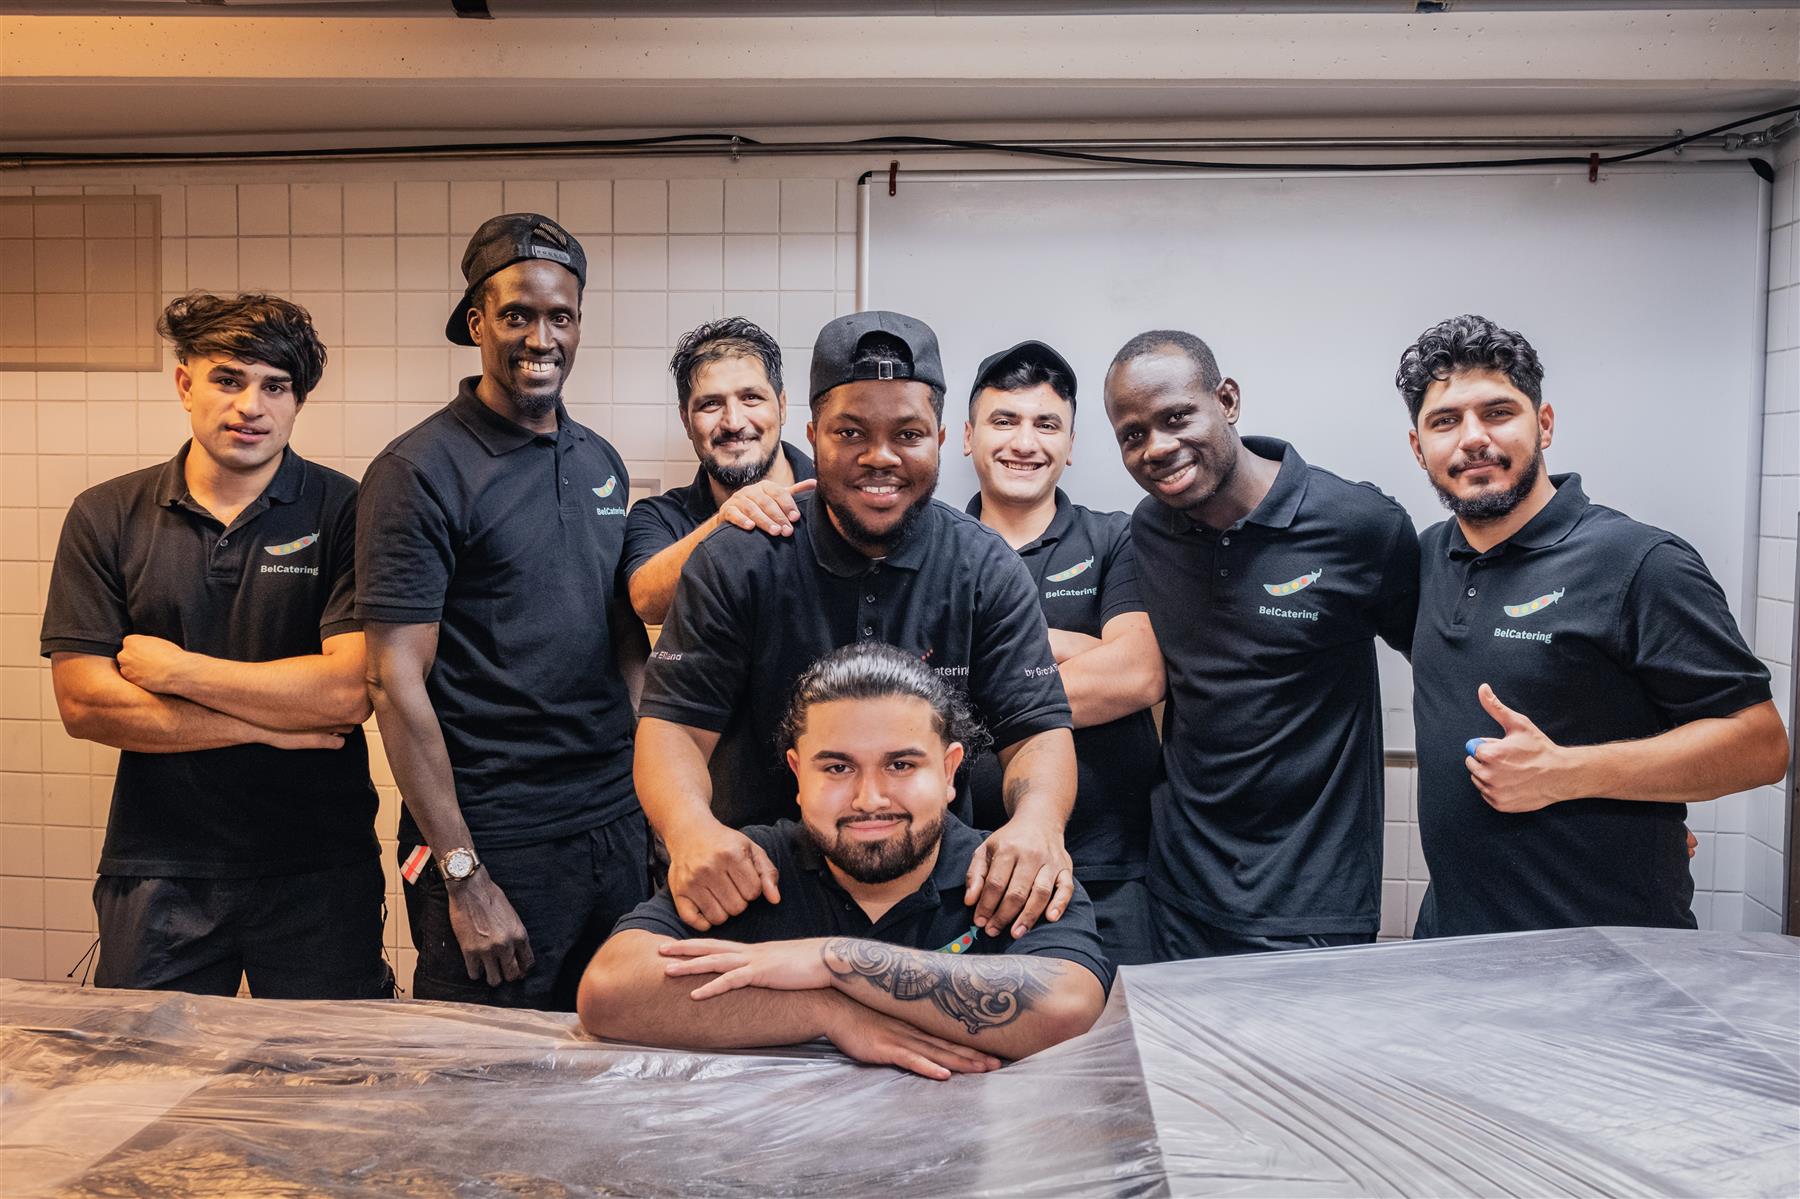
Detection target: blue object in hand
<box><xmin>1465</xmin><ymin>737</ymin><xmax>1491</xmax><ymax>759</ymax></box>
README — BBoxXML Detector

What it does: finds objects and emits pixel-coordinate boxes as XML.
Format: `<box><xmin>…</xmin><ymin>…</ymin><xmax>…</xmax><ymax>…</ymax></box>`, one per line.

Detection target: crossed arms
<box><xmin>578</xmin><ymin>929</ymin><xmax>1104</xmax><ymax>1080</ymax></box>
<box><xmin>51</xmin><ymin>632</ymin><xmax>370</xmax><ymax>754</ymax></box>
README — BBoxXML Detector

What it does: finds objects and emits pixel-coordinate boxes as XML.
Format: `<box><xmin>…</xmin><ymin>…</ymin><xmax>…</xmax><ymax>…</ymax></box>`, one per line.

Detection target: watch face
<box><xmin>443</xmin><ymin>848</ymin><xmax>475</xmax><ymax>880</ymax></box>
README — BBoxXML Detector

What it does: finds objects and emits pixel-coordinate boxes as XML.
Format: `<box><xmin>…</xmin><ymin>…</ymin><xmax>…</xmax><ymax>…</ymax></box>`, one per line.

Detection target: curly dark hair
<box><xmin>777</xmin><ymin>642</ymin><xmax>990</xmax><ymax>760</ymax></box>
<box><xmin>157</xmin><ymin>292</ymin><xmax>328</xmax><ymax>400</ymax></box>
<box><xmin>668</xmin><ymin>317</ymin><xmax>784</xmax><ymax>413</ymax></box>
<box><xmin>1395</xmin><ymin>314</ymin><xmax>1544</xmax><ymax>423</ymax></box>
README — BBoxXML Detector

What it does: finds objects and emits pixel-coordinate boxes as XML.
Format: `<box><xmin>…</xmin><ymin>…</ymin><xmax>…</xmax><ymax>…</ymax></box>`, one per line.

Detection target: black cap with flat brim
<box><xmin>445</xmin><ymin>212</ymin><xmax>587</xmax><ymax>346</ymax></box>
<box><xmin>809</xmin><ymin>310</ymin><xmax>946</xmax><ymax>403</ymax></box>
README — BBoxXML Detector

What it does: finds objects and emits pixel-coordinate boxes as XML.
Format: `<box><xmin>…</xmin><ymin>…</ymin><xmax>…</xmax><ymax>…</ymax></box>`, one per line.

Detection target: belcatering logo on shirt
<box><xmin>1257</xmin><ymin>567</ymin><xmax>1322</xmax><ymax>621</ymax></box>
<box><xmin>1494</xmin><ymin>587</ymin><xmax>1564</xmax><ymax>644</ymax></box>
<box><xmin>259</xmin><ymin>532</ymin><xmax>321</xmax><ymax>576</ymax></box>
<box><xmin>1044</xmin><ymin>556</ymin><xmax>1098</xmax><ymax>599</ymax></box>
<box><xmin>593</xmin><ymin>476</ymin><xmax>625</xmax><ymax>517</ymax></box>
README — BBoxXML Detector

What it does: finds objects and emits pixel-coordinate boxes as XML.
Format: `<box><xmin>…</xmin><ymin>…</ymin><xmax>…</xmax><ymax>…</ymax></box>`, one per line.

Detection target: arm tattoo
<box><xmin>1002</xmin><ymin>776</ymin><xmax>1031</xmax><ymax>812</ymax></box>
<box><xmin>822</xmin><ymin>938</ymin><xmax>1050</xmax><ymax>1035</ymax></box>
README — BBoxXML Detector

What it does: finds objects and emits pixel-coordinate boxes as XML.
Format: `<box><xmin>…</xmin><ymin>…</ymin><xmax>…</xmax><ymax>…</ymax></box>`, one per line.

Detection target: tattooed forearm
<box><xmin>822</xmin><ymin>938</ymin><xmax>1051</xmax><ymax>1035</ymax></box>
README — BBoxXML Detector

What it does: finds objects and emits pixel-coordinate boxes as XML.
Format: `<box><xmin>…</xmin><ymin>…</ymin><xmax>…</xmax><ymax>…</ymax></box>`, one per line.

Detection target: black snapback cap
<box><xmin>809</xmin><ymin>310</ymin><xmax>946</xmax><ymax>403</ymax></box>
<box><xmin>445</xmin><ymin>213</ymin><xmax>587</xmax><ymax>346</ymax></box>
<box><xmin>969</xmin><ymin>340</ymin><xmax>1077</xmax><ymax>402</ymax></box>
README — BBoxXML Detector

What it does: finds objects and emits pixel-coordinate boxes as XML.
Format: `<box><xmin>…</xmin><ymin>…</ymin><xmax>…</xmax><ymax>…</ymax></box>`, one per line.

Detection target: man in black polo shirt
<box><xmin>1103</xmin><ymin>329</ymin><xmax>1419</xmax><ymax>958</ymax></box>
<box><xmin>1396</xmin><ymin>314</ymin><xmax>1787</xmax><ymax>937</ymax></box>
<box><xmin>623</xmin><ymin>317</ymin><xmax>816</xmax><ymax>625</ymax></box>
<box><xmin>962</xmin><ymin>341</ymin><xmax>1164</xmax><ymax>964</ymax></box>
<box><xmin>635</xmin><ymin>310</ymin><xmax>1079</xmax><ymax>947</ymax></box>
<box><xmin>581</xmin><ymin>643</ymin><xmax>1109</xmax><ymax>1078</ymax></box>
<box><xmin>41</xmin><ymin>292</ymin><xmax>386</xmax><ymax>999</ymax></box>
<box><xmin>358</xmin><ymin>214</ymin><xmax>649</xmax><ymax>1009</ymax></box>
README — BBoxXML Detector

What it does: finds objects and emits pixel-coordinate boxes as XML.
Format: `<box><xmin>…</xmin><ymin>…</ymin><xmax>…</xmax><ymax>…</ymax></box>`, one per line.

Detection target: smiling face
<box><xmin>1103</xmin><ymin>348</ymin><xmax>1242</xmax><ymax>515</ymax></box>
<box><xmin>177</xmin><ymin>354</ymin><xmax>301</xmax><ymax>479</ymax></box>
<box><xmin>683</xmin><ymin>354</ymin><xmax>786</xmax><ymax>489</ymax></box>
<box><xmin>786</xmin><ymin>693</ymin><xmax>963</xmax><ymax>885</ymax></box>
<box><xmin>468</xmin><ymin>259</ymin><xmax>581</xmax><ymax>425</ymax></box>
<box><xmin>1410</xmin><ymin>367</ymin><xmax>1555</xmax><ymax>524</ymax></box>
<box><xmin>808</xmin><ymin>380</ymin><xmax>944</xmax><ymax>555</ymax></box>
<box><xmin>965</xmin><ymin>382</ymin><xmax>1073</xmax><ymax>509</ymax></box>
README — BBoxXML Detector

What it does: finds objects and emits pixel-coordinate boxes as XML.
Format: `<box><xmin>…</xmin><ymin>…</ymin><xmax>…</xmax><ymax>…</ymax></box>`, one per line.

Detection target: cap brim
<box><xmin>445</xmin><ymin>287</ymin><xmax>478</xmax><ymax>347</ymax></box>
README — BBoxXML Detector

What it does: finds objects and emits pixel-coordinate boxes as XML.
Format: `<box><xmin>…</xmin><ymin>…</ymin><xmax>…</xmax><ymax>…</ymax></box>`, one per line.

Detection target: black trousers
<box><xmin>93</xmin><ymin>856</ymin><xmax>392</xmax><ymax>999</ymax></box>
<box><xmin>402</xmin><ymin>811</ymin><xmax>649</xmax><ymax>1011</ymax></box>
<box><xmin>1086</xmin><ymin>876</ymin><xmax>1158</xmax><ymax>966</ymax></box>
<box><xmin>1149</xmin><ymin>892</ymin><xmax>1375</xmax><ymax>961</ymax></box>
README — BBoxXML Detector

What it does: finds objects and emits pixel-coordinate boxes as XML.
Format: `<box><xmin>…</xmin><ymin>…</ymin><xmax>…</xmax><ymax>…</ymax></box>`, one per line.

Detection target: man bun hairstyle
<box><xmin>777</xmin><ymin>641</ymin><xmax>989</xmax><ymax>760</ymax></box>
<box><xmin>669</xmin><ymin>317</ymin><xmax>785</xmax><ymax>413</ymax></box>
<box><xmin>1109</xmin><ymin>329</ymin><xmax>1223</xmax><ymax>394</ymax></box>
<box><xmin>1395</xmin><ymin>314</ymin><xmax>1544</xmax><ymax>423</ymax></box>
<box><xmin>157</xmin><ymin>291</ymin><xmax>328</xmax><ymax>400</ymax></box>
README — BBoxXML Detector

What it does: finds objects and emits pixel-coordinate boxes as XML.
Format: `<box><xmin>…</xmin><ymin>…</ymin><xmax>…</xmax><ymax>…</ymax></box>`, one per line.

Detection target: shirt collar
<box><xmin>1446</xmin><ymin>473</ymin><xmax>1587</xmax><ymax>558</ymax></box>
<box><xmin>450</xmin><ymin>376</ymin><xmax>580</xmax><ymax>456</ymax></box>
<box><xmin>155</xmin><ymin>441</ymin><xmax>306</xmax><ymax>510</ymax></box>
<box><xmin>963</xmin><ymin>488</ymin><xmax>1073</xmax><ymax>552</ymax></box>
<box><xmin>679</xmin><ymin>440</ymin><xmax>812</xmax><ymax>523</ymax></box>
<box><xmin>1156</xmin><ymin>434</ymin><xmax>1306</xmax><ymax>534</ymax></box>
<box><xmin>806</xmin><ymin>488</ymin><xmax>933</xmax><ymax>576</ymax></box>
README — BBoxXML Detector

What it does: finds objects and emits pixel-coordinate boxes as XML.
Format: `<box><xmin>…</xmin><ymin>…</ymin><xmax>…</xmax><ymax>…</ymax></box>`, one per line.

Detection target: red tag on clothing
<box><xmin>400</xmin><ymin>845</ymin><xmax>431</xmax><ymax>885</ymax></box>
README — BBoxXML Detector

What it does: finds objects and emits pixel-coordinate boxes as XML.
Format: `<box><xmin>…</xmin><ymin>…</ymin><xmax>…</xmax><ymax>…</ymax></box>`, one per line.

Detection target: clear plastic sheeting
<box><xmin>1</xmin><ymin>927</ymin><xmax>1794</xmax><ymax>1198</ymax></box>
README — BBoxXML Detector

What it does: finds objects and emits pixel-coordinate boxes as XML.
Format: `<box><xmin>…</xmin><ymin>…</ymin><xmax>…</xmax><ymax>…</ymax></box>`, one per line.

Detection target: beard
<box><xmin>702</xmin><ymin>436</ymin><xmax>780</xmax><ymax>490</ymax></box>
<box><xmin>1433</xmin><ymin>444</ymin><xmax>1543</xmax><ymax>524</ymax></box>
<box><xmin>820</xmin><ymin>460</ymin><xmax>939</xmax><ymax>555</ymax></box>
<box><xmin>503</xmin><ymin>376</ymin><xmax>560</xmax><ymax>422</ymax></box>
<box><xmin>810</xmin><ymin>811</ymin><xmax>945</xmax><ymax>884</ymax></box>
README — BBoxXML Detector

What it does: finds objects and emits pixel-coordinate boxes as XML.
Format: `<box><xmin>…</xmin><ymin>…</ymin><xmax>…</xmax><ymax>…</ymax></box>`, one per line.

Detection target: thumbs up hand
<box><xmin>1464</xmin><ymin>683</ymin><xmax>1571</xmax><ymax>813</ymax></box>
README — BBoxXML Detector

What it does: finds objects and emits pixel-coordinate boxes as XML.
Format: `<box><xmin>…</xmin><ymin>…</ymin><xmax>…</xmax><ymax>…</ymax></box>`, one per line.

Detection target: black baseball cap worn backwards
<box><xmin>809</xmin><ymin>310</ymin><xmax>947</xmax><ymax>403</ymax></box>
<box><xmin>969</xmin><ymin>340</ymin><xmax>1078</xmax><ymax>402</ymax></box>
<box><xmin>445</xmin><ymin>212</ymin><xmax>587</xmax><ymax>346</ymax></box>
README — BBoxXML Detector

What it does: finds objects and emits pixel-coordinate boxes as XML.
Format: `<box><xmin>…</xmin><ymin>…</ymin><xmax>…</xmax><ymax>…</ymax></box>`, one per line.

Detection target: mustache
<box><xmin>1450</xmin><ymin>450</ymin><xmax>1512</xmax><ymax>477</ymax></box>
<box><xmin>711</xmin><ymin>431</ymin><xmax>761</xmax><ymax>447</ymax></box>
<box><xmin>837</xmin><ymin>813</ymin><xmax>910</xmax><ymax>829</ymax></box>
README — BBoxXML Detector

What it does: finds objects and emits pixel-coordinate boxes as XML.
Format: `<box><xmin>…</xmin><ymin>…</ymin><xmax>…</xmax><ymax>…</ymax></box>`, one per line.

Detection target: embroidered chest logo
<box><xmin>938</xmin><ymin>926</ymin><xmax>979</xmax><ymax>954</ymax></box>
<box><xmin>1258</xmin><ymin>566</ymin><xmax>1322</xmax><ymax>622</ymax></box>
<box><xmin>1044</xmin><ymin>555</ymin><xmax>1099</xmax><ymax>599</ymax></box>
<box><xmin>259</xmin><ymin>533</ymin><xmax>322</xmax><ymax>576</ymax></box>
<box><xmin>263</xmin><ymin>533</ymin><xmax>318</xmax><ymax>556</ymax></box>
<box><xmin>1263</xmin><ymin>567</ymin><xmax>1322</xmax><ymax>597</ymax></box>
<box><xmin>1503</xmin><ymin>588</ymin><xmax>1565</xmax><ymax>618</ymax></box>
<box><xmin>593</xmin><ymin>476</ymin><xmax>625</xmax><ymax>517</ymax></box>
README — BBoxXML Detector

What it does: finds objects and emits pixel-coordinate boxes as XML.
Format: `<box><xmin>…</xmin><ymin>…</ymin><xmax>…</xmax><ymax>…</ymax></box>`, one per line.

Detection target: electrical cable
<box><xmin>5</xmin><ymin>104</ymin><xmax>1794</xmax><ymax>171</ymax></box>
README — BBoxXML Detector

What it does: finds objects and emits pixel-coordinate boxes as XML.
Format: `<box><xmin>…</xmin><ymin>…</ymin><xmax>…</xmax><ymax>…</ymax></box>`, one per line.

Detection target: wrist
<box><xmin>1549</xmin><ymin>744</ymin><xmax>1593</xmax><ymax>805</ymax></box>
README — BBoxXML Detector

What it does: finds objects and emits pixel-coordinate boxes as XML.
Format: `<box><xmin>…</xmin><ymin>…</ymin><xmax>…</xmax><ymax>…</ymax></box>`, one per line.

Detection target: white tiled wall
<box><xmin>1730</xmin><ymin>138</ymin><xmax>1799</xmax><ymax>934</ymax></box>
<box><xmin>0</xmin><ymin>152</ymin><xmax>1789</xmax><ymax>985</ymax></box>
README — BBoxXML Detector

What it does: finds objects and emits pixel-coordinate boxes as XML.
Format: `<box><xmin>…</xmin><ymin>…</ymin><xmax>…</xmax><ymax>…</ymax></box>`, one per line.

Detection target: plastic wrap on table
<box><xmin>1</xmin><ymin>926</ymin><xmax>1794</xmax><ymax>1198</ymax></box>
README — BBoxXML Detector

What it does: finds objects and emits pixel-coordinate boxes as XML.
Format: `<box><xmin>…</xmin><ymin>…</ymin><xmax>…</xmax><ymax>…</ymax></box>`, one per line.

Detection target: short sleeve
<box><xmin>1097</xmin><ymin>516</ymin><xmax>1146</xmax><ymax>624</ymax></box>
<box><xmin>608</xmin><ymin>888</ymin><xmax>693</xmax><ymax>942</ymax></box>
<box><xmin>1620</xmin><ymin>538</ymin><xmax>1772</xmax><ymax>725</ymax></box>
<box><xmin>319</xmin><ymin>479</ymin><xmax>360</xmax><ymax>640</ymax></box>
<box><xmin>1003</xmin><ymin>880</ymin><xmax>1114</xmax><ymax>993</ymax></box>
<box><xmin>354</xmin><ymin>454</ymin><xmax>456</xmax><ymax>625</ymax></box>
<box><xmin>1372</xmin><ymin>505</ymin><xmax>1420</xmax><ymax>658</ymax></box>
<box><xmin>970</xmin><ymin>542</ymin><xmax>1072</xmax><ymax>750</ymax></box>
<box><xmin>40</xmin><ymin>494</ymin><xmax>129</xmax><ymax>658</ymax></box>
<box><xmin>622</xmin><ymin>494</ymin><xmax>689</xmax><ymax>582</ymax></box>
<box><xmin>637</xmin><ymin>532</ymin><xmax>756</xmax><ymax>733</ymax></box>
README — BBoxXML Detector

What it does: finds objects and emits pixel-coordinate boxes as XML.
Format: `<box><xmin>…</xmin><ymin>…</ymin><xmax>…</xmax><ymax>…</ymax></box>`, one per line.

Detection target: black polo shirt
<box><xmin>621</xmin><ymin>441</ymin><xmax>815</xmax><ymax>582</ymax></box>
<box><xmin>614</xmin><ymin>813</ymin><xmax>1113</xmax><ymax>992</ymax></box>
<box><xmin>40</xmin><ymin>445</ymin><xmax>377</xmax><ymax>878</ymax></box>
<box><xmin>639</xmin><ymin>491</ymin><xmax>1071</xmax><ymax>829</ymax></box>
<box><xmin>1412</xmin><ymin>474</ymin><xmax>1772</xmax><ymax>937</ymax></box>
<box><xmin>1132</xmin><ymin>436</ymin><xmax>1419</xmax><ymax>936</ymax></box>
<box><xmin>355</xmin><ymin>379</ymin><xmax>638</xmax><ymax>848</ymax></box>
<box><xmin>963</xmin><ymin>490</ymin><xmax>1157</xmax><ymax>879</ymax></box>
